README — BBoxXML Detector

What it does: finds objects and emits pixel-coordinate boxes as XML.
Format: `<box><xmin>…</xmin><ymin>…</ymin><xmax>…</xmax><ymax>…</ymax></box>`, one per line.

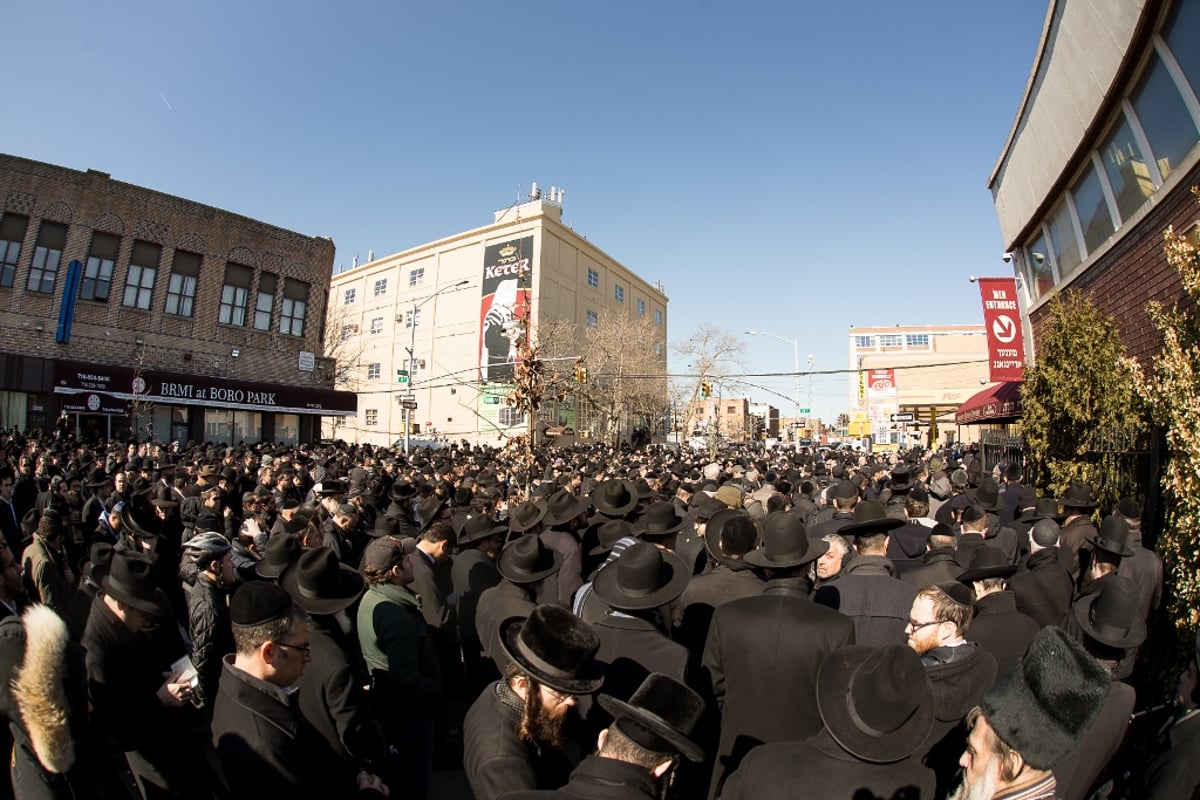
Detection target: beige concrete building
<box><xmin>848</xmin><ymin>324</ymin><xmax>991</xmax><ymax>447</ymax></box>
<box><xmin>0</xmin><ymin>154</ymin><xmax>353</xmax><ymax>444</ymax></box>
<box><xmin>326</xmin><ymin>188</ymin><xmax>668</xmax><ymax>445</ymax></box>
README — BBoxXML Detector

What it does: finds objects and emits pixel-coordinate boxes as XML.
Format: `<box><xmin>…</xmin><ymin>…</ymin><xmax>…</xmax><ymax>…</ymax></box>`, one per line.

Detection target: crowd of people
<box><xmin>0</xmin><ymin>428</ymin><xmax>1195</xmax><ymax>800</ymax></box>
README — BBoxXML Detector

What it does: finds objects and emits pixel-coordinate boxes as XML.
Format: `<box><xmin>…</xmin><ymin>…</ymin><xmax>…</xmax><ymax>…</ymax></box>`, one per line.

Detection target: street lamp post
<box><xmin>745</xmin><ymin>330</ymin><xmax>800</xmax><ymax>441</ymax></box>
<box><xmin>402</xmin><ymin>279</ymin><xmax>469</xmax><ymax>455</ymax></box>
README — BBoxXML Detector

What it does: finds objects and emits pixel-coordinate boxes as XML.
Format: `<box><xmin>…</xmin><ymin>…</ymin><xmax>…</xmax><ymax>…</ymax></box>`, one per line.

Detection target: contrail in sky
<box><xmin>158</xmin><ymin>89</ymin><xmax>173</xmax><ymax>111</ymax></box>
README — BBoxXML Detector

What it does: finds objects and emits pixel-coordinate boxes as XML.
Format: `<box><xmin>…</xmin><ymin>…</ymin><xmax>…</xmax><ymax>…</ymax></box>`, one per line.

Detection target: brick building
<box><xmin>0</xmin><ymin>154</ymin><xmax>355</xmax><ymax>444</ymax></box>
<box><xmin>989</xmin><ymin>0</ymin><xmax>1200</xmax><ymax>366</ymax></box>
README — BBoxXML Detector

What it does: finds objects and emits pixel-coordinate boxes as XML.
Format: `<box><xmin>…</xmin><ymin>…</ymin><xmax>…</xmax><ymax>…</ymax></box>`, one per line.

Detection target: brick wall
<box><xmin>0</xmin><ymin>154</ymin><xmax>336</xmax><ymax>388</ymax></box>
<box><xmin>1030</xmin><ymin>160</ymin><xmax>1200</xmax><ymax>365</ymax></box>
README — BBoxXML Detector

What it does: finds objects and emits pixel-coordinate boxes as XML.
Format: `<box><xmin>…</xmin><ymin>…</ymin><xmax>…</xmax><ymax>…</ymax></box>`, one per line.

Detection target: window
<box><xmin>343</xmin><ymin>288</ymin><xmax>356</xmax><ymax>305</ymax></box>
<box><xmin>614</xmin><ymin>285</ymin><xmax>624</xmax><ymax>303</ymax></box>
<box><xmin>637</xmin><ymin>298</ymin><xmax>646</xmax><ymax>315</ymax></box>
<box><xmin>655</xmin><ymin>342</ymin><xmax>663</xmax><ymax>356</ymax></box>
<box><xmin>878</xmin><ymin>334</ymin><xmax>903</xmax><ymax>347</ymax></box>
<box><xmin>1130</xmin><ymin>52</ymin><xmax>1198</xmax><ymax>183</ymax></box>
<box><xmin>1026</xmin><ymin>232</ymin><xmax>1055</xmax><ymax>300</ymax></box>
<box><xmin>370</xmin><ymin>316</ymin><xmax>383</xmax><ymax>334</ymax></box>
<box><xmin>165</xmin><ymin>250</ymin><xmax>201</xmax><ymax>316</ymax></box>
<box><xmin>280</xmin><ymin>278</ymin><xmax>309</xmax><ymax>336</ymax></box>
<box><xmin>253</xmin><ymin>272</ymin><xmax>276</xmax><ymax>331</ymax></box>
<box><xmin>905</xmin><ymin>333</ymin><xmax>930</xmax><ymax>348</ymax></box>
<box><xmin>587</xmin><ymin>268</ymin><xmax>599</xmax><ymax>288</ymax></box>
<box><xmin>80</xmin><ymin>233</ymin><xmax>119</xmax><ymax>301</ymax></box>
<box><xmin>122</xmin><ymin>240</ymin><xmax>161</xmax><ymax>310</ymax></box>
<box><xmin>365</xmin><ymin>409</ymin><xmax>378</xmax><ymax>426</ymax></box>
<box><xmin>218</xmin><ymin>263</ymin><xmax>252</xmax><ymax>326</ymax></box>
<box><xmin>374</xmin><ymin>278</ymin><xmax>387</xmax><ymax>296</ymax></box>
<box><xmin>854</xmin><ymin>335</ymin><xmax>874</xmax><ymax>348</ymax></box>
<box><xmin>586</xmin><ymin>310</ymin><xmax>598</xmax><ymax>329</ymax></box>
<box><xmin>1099</xmin><ymin>113</ymin><xmax>1155</xmax><ymax>223</ymax></box>
<box><xmin>1046</xmin><ymin>202</ymin><xmax>1082</xmax><ymax>280</ymax></box>
<box><xmin>340</xmin><ymin>324</ymin><xmax>358</xmax><ymax>341</ymax></box>
<box><xmin>405</xmin><ymin>308</ymin><xmax>421</xmax><ymax>328</ymax></box>
<box><xmin>27</xmin><ymin>222</ymin><xmax>66</xmax><ymax>294</ymax></box>
<box><xmin>0</xmin><ymin>214</ymin><xmax>28</xmax><ymax>288</ymax></box>
<box><xmin>726</xmin><ymin>406</ymin><xmax>736</xmax><ymax>414</ymax></box>
<box><xmin>654</xmin><ymin>309</ymin><xmax>663</xmax><ymax>325</ymax></box>
<box><xmin>1162</xmin><ymin>1</ymin><xmax>1200</xmax><ymax>119</ymax></box>
<box><xmin>409</xmin><ymin>268</ymin><xmax>425</xmax><ymax>287</ymax></box>
<box><xmin>1071</xmin><ymin>163</ymin><xmax>1115</xmax><ymax>255</ymax></box>
<box><xmin>367</xmin><ymin>363</ymin><xmax>381</xmax><ymax>380</ymax></box>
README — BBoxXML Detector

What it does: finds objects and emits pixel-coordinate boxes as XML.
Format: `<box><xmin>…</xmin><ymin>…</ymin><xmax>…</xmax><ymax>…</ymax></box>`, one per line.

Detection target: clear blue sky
<box><xmin>7</xmin><ymin>0</ymin><xmax>1046</xmax><ymax>422</ymax></box>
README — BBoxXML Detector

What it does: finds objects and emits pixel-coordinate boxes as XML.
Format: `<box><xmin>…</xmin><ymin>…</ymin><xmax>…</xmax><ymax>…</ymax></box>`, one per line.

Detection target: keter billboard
<box><xmin>478</xmin><ymin>236</ymin><xmax>533</xmax><ymax>385</ymax></box>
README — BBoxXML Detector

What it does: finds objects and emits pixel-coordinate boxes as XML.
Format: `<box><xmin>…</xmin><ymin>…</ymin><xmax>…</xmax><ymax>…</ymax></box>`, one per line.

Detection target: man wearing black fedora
<box><xmin>585</xmin><ymin>543</ymin><xmax>690</xmax><ymax>740</ymax></box>
<box><xmin>719</xmin><ymin>643</ymin><xmax>936</xmax><ymax>799</ymax></box>
<box><xmin>1058</xmin><ymin>481</ymin><xmax>1099</xmax><ymax>578</ymax></box>
<box><xmin>1113</xmin><ymin>498</ymin><xmax>1162</xmax><ymax>625</ymax></box>
<box><xmin>572</xmin><ymin>519</ymin><xmax>642</xmax><ymax>624</ymax></box>
<box><xmin>702</xmin><ymin>512</ymin><xmax>854</xmax><ymax>799</ymax></box>
<box><xmin>966</xmin><ymin>476</ymin><xmax>1019</xmax><ymax>565</ymax></box>
<box><xmin>84</xmin><ymin>550</ymin><xmax>207</xmax><ymax>799</ymax></box>
<box><xmin>282</xmin><ymin>546</ymin><xmax>384</xmax><ymax>771</ymax></box>
<box><xmin>21</xmin><ymin>508</ymin><xmax>74</xmax><ymax>620</ymax></box>
<box><xmin>540</xmin><ymin>488</ymin><xmax>590</xmax><ymax>606</ymax></box>
<box><xmin>959</xmin><ymin>545</ymin><xmax>1040</xmax><ymax>678</ymax></box>
<box><xmin>454</xmin><ymin>513</ymin><xmax>507</xmax><ymax>694</ymax></box>
<box><xmin>463</xmin><ymin>604</ymin><xmax>604</xmax><ymax>800</ymax></box>
<box><xmin>501</xmin><ymin>673</ymin><xmax>706</xmax><ymax>800</ymax></box>
<box><xmin>476</xmin><ymin>534</ymin><xmax>562</xmax><ymax>670</ymax></box>
<box><xmin>1077</xmin><ymin>514</ymin><xmax>1133</xmax><ymax>600</ymax></box>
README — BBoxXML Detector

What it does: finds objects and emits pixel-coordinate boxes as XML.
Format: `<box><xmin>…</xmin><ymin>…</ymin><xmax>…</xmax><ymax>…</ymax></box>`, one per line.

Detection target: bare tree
<box><xmin>673</xmin><ymin>324</ymin><xmax>746</xmax><ymax>438</ymax></box>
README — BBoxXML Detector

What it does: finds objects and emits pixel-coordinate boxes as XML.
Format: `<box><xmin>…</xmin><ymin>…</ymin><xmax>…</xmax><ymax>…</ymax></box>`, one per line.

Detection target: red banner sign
<box><xmin>978</xmin><ymin>277</ymin><xmax>1025</xmax><ymax>382</ymax></box>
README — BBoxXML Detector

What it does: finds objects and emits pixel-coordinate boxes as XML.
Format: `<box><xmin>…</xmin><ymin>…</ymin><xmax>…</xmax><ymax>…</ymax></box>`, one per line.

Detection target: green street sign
<box><xmin>799</xmin><ymin>407</ymin><xmax>811</xmax><ymax>415</ymax></box>
<box><xmin>396</xmin><ymin>369</ymin><xmax>409</xmax><ymax>384</ymax></box>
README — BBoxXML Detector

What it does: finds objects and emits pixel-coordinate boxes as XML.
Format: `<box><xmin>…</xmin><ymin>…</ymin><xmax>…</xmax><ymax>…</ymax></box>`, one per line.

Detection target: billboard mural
<box><xmin>865</xmin><ymin>368</ymin><xmax>899</xmax><ymax>445</ymax></box>
<box><xmin>478</xmin><ymin>236</ymin><xmax>533</xmax><ymax>384</ymax></box>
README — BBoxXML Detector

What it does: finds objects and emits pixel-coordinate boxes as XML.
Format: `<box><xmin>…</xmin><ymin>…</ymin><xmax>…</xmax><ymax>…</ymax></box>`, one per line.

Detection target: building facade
<box><xmin>0</xmin><ymin>154</ymin><xmax>355</xmax><ymax>444</ymax></box>
<box><xmin>989</xmin><ymin>0</ymin><xmax>1200</xmax><ymax>365</ymax></box>
<box><xmin>326</xmin><ymin>189</ymin><xmax>668</xmax><ymax>446</ymax></box>
<box><xmin>848</xmin><ymin>324</ymin><xmax>991</xmax><ymax>447</ymax></box>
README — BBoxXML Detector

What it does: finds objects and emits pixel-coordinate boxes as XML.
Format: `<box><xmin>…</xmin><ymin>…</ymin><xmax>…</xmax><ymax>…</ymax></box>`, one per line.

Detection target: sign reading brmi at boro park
<box><xmin>976</xmin><ymin>277</ymin><xmax>1026</xmax><ymax>383</ymax></box>
<box><xmin>479</xmin><ymin>236</ymin><xmax>533</xmax><ymax>385</ymax></box>
<box><xmin>51</xmin><ymin>360</ymin><xmax>357</xmax><ymax>416</ymax></box>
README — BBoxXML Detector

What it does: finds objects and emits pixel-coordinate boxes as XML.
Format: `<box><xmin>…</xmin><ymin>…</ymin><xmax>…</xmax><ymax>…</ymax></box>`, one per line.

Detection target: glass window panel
<box><xmin>1130</xmin><ymin>54</ymin><xmax>1199</xmax><ymax>182</ymax></box>
<box><xmin>1026</xmin><ymin>233</ymin><xmax>1055</xmax><ymax>299</ymax></box>
<box><xmin>1047</xmin><ymin>202</ymin><xmax>1082</xmax><ymax>279</ymax></box>
<box><xmin>27</xmin><ymin>222</ymin><xmax>65</xmax><ymax>294</ymax></box>
<box><xmin>1163</xmin><ymin>0</ymin><xmax>1200</xmax><ymax>106</ymax></box>
<box><xmin>1070</xmin><ymin>164</ymin><xmax>1115</xmax><ymax>255</ymax></box>
<box><xmin>254</xmin><ymin>272</ymin><xmax>277</xmax><ymax>331</ymax></box>
<box><xmin>0</xmin><ymin>215</ymin><xmax>28</xmax><ymax>288</ymax></box>
<box><xmin>1100</xmin><ymin>114</ymin><xmax>1155</xmax><ymax>222</ymax></box>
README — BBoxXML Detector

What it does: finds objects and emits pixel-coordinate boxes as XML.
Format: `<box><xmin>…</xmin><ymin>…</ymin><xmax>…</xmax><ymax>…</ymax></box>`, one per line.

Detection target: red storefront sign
<box><xmin>977</xmin><ymin>277</ymin><xmax>1025</xmax><ymax>383</ymax></box>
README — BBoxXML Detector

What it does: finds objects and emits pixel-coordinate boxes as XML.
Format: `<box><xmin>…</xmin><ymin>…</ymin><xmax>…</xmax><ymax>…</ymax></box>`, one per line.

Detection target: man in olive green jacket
<box><xmin>357</xmin><ymin>536</ymin><xmax>441</xmax><ymax>800</ymax></box>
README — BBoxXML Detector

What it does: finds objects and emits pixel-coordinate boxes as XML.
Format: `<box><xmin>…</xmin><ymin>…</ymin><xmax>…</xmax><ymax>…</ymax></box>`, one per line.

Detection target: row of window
<box><xmin>363</xmin><ymin>358</ymin><xmax>419</xmax><ymax>382</ymax></box>
<box><xmin>854</xmin><ymin>333</ymin><xmax>931</xmax><ymax>349</ymax></box>
<box><xmin>1020</xmin><ymin>0</ymin><xmax>1200</xmax><ymax>301</ymax></box>
<box><xmin>584</xmin><ymin>266</ymin><xmax>661</xmax><ymax>320</ymax></box>
<box><xmin>342</xmin><ymin>269</ymin><xmax>426</xmax><ymax>305</ymax></box>
<box><xmin>0</xmin><ymin>215</ymin><xmax>311</xmax><ymax>336</ymax></box>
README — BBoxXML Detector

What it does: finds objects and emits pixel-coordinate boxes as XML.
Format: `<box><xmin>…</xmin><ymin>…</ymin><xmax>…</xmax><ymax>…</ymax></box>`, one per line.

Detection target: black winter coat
<box><xmin>966</xmin><ymin>590</ymin><xmax>1040</xmax><ymax>679</ymax></box>
<box><xmin>1054</xmin><ymin>681</ymin><xmax>1134</xmax><ymax>800</ymax></box>
<box><xmin>184</xmin><ymin>572</ymin><xmax>234</xmax><ymax>711</ymax></box>
<box><xmin>475</xmin><ymin>580</ymin><xmax>538</xmax><ymax>666</ymax></box>
<box><xmin>703</xmin><ymin>579</ymin><xmax>855</xmax><ymax>799</ymax></box>
<box><xmin>464</xmin><ymin>681</ymin><xmax>573</xmax><ymax>800</ymax></box>
<box><xmin>1009</xmin><ymin>547</ymin><xmax>1074</xmax><ymax>628</ymax></box>
<box><xmin>499</xmin><ymin>755</ymin><xmax>661</xmax><ymax>800</ymax></box>
<box><xmin>901</xmin><ymin>548</ymin><xmax>964</xmax><ymax>587</ymax></box>
<box><xmin>813</xmin><ymin>555</ymin><xmax>916</xmax><ymax>647</ymax></box>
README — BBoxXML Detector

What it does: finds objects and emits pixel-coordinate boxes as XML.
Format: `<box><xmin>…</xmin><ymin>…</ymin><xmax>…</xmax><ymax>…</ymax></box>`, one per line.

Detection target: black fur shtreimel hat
<box><xmin>981</xmin><ymin>626</ymin><xmax>1110</xmax><ymax>770</ymax></box>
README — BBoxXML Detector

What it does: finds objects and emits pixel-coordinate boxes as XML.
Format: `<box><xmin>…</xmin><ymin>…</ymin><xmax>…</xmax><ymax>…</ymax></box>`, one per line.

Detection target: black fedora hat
<box><xmin>968</xmin><ymin>477</ymin><xmax>1004</xmax><ymax>513</ymax></box>
<box><xmin>496</xmin><ymin>535</ymin><xmax>561</xmax><ymax>584</ymax></box>
<box><xmin>256</xmin><ymin>533</ymin><xmax>302</xmax><ymax>579</ymax></box>
<box><xmin>498</xmin><ymin>605</ymin><xmax>604</xmax><ymax>694</ymax></box>
<box><xmin>589</xmin><ymin>519</ymin><xmax>640</xmax><ymax>557</ymax></box>
<box><xmin>542</xmin><ymin>489</ymin><xmax>589</xmax><ymax>527</ymax></box>
<box><xmin>598</xmin><ymin>674</ymin><xmax>706</xmax><ymax>763</ymax></box>
<box><xmin>956</xmin><ymin>545</ymin><xmax>1018</xmax><ymax>583</ymax></box>
<box><xmin>416</xmin><ymin>495</ymin><xmax>447</xmax><ymax>531</ymax></box>
<box><xmin>282</xmin><ymin>546</ymin><xmax>365</xmax><ymax>616</ymax></box>
<box><xmin>389</xmin><ymin>481</ymin><xmax>416</xmax><ymax>501</ymax></box>
<box><xmin>118</xmin><ymin>501</ymin><xmax>163</xmax><ymax>540</ymax></box>
<box><xmin>459</xmin><ymin>513</ymin><xmax>508</xmax><ymax>545</ymax></box>
<box><xmin>1025</xmin><ymin>497</ymin><xmax>1064</xmax><ymax>522</ymax></box>
<box><xmin>637</xmin><ymin>501</ymin><xmax>685</xmax><ymax>537</ymax></box>
<box><xmin>83</xmin><ymin>468</ymin><xmax>112</xmax><ymax>488</ymax></box>
<box><xmin>703</xmin><ymin>509</ymin><xmax>758</xmax><ymax>564</ymax></box>
<box><xmin>837</xmin><ymin>500</ymin><xmax>905</xmax><ymax>539</ymax></box>
<box><xmin>816</xmin><ymin>644</ymin><xmax>934</xmax><ymax>763</ymax></box>
<box><xmin>888</xmin><ymin>465</ymin><xmax>916</xmax><ymax>493</ymax></box>
<box><xmin>691</xmin><ymin>493</ymin><xmax>727</xmax><ymax>520</ymax></box>
<box><xmin>1086</xmin><ymin>515</ymin><xmax>1134</xmax><ymax>558</ymax></box>
<box><xmin>1073</xmin><ymin>574</ymin><xmax>1146</xmax><ymax>649</ymax></box>
<box><xmin>508</xmin><ymin>501</ymin><xmax>548</xmax><ymax>534</ymax></box>
<box><xmin>149</xmin><ymin>485</ymin><xmax>178</xmax><ymax>509</ymax></box>
<box><xmin>1059</xmin><ymin>481</ymin><xmax>1098</xmax><ymax>510</ymax></box>
<box><xmin>593</xmin><ymin>542</ymin><xmax>689</xmax><ymax>611</ymax></box>
<box><xmin>590</xmin><ymin>480</ymin><xmax>639</xmax><ymax>517</ymax></box>
<box><xmin>744</xmin><ymin>512</ymin><xmax>826</xmax><ymax>570</ymax></box>
<box><xmin>102</xmin><ymin>552</ymin><xmax>171</xmax><ymax>617</ymax></box>
<box><xmin>370</xmin><ymin>515</ymin><xmax>399</xmax><ymax>539</ymax></box>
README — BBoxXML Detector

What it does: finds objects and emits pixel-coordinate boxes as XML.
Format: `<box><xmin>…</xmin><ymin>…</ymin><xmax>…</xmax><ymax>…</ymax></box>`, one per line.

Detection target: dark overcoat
<box><xmin>901</xmin><ymin>548</ymin><xmax>964</xmax><ymax>588</ymax></box>
<box><xmin>813</xmin><ymin>555</ymin><xmax>916</xmax><ymax>647</ymax></box>
<box><xmin>965</xmin><ymin>590</ymin><xmax>1040</xmax><ymax>679</ymax></box>
<box><xmin>1054</xmin><ymin>681</ymin><xmax>1135</xmax><ymax>800</ymax></box>
<box><xmin>673</xmin><ymin>564</ymin><xmax>762</xmax><ymax>659</ymax></box>
<box><xmin>475</xmin><ymin>580</ymin><xmax>537</xmax><ymax>665</ymax></box>
<box><xmin>498</xmin><ymin>754</ymin><xmax>660</xmax><ymax>800</ymax></box>
<box><xmin>1009</xmin><ymin>547</ymin><xmax>1074</xmax><ymax>628</ymax></box>
<box><xmin>1118</xmin><ymin>541</ymin><xmax>1163</xmax><ymax>622</ymax></box>
<box><xmin>703</xmin><ymin>579</ymin><xmax>855</xmax><ymax>799</ymax></box>
<box><xmin>464</xmin><ymin>681</ymin><xmax>573</xmax><ymax>800</ymax></box>
<box><xmin>719</xmin><ymin>728</ymin><xmax>936</xmax><ymax>800</ymax></box>
<box><xmin>1144</xmin><ymin>707</ymin><xmax>1200</xmax><ymax>799</ymax></box>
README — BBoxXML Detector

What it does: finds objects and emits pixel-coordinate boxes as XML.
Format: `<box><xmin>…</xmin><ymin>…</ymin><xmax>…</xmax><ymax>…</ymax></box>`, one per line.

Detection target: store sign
<box><xmin>479</xmin><ymin>236</ymin><xmax>534</xmax><ymax>384</ymax></box>
<box><xmin>977</xmin><ymin>277</ymin><xmax>1025</xmax><ymax>383</ymax></box>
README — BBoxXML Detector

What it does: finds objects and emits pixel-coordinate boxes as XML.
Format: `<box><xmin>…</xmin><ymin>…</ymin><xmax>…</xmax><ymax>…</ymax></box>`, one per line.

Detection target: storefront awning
<box><xmin>955</xmin><ymin>381</ymin><xmax>1022</xmax><ymax>425</ymax></box>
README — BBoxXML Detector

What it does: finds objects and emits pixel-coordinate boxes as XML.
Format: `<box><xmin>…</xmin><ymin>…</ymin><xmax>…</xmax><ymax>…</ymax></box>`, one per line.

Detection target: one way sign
<box><xmin>890</xmin><ymin>413</ymin><xmax>915</xmax><ymax>423</ymax></box>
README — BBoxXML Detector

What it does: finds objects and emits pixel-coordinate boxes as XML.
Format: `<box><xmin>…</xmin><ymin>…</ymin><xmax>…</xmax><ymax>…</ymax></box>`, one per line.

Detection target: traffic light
<box><xmin>573</xmin><ymin>365</ymin><xmax>588</xmax><ymax>384</ymax></box>
<box><xmin>701</xmin><ymin>381</ymin><xmax>712</xmax><ymax>398</ymax></box>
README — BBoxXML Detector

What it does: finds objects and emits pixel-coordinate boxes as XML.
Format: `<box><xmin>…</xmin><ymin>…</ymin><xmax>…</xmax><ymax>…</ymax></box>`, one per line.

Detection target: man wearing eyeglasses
<box><xmin>212</xmin><ymin>582</ymin><xmax>388</xmax><ymax>799</ymax></box>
